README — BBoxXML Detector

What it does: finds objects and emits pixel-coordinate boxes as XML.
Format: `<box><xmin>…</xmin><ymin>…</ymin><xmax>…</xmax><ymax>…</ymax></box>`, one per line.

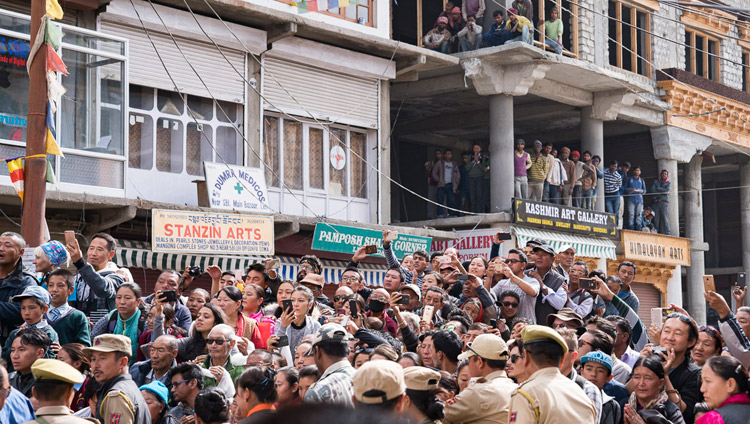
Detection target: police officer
<box><xmin>508</xmin><ymin>325</ymin><xmax>596</xmax><ymax>423</ymax></box>
<box><xmin>444</xmin><ymin>334</ymin><xmax>517</xmax><ymax>423</ymax></box>
<box><xmin>23</xmin><ymin>358</ymin><xmax>93</xmax><ymax>424</ymax></box>
<box><xmin>84</xmin><ymin>334</ymin><xmax>151</xmax><ymax>424</ymax></box>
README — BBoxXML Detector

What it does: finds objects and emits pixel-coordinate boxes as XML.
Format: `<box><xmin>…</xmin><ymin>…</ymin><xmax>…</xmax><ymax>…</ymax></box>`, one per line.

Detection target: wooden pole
<box><xmin>22</xmin><ymin>0</ymin><xmax>49</xmax><ymax>247</ymax></box>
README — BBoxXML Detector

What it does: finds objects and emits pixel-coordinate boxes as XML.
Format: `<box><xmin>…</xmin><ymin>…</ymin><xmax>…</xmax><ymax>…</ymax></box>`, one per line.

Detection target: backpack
<box><xmin>107</xmin><ymin>309</ymin><xmax>148</xmax><ymax>337</ymax></box>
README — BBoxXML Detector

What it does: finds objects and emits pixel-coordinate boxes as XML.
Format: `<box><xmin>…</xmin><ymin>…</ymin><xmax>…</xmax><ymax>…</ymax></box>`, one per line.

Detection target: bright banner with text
<box><xmin>312</xmin><ymin>223</ymin><xmax>432</xmax><ymax>259</ymax></box>
<box><xmin>512</xmin><ymin>198</ymin><xmax>618</xmax><ymax>239</ymax></box>
<box><xmin>431</xmin><ymin>227</ymin><xmax>513</xmax><ymax>262</ymax></box>
<box><xmin>203</xmin><ymin>162</ymin><xmax>270</xmax><ymax>213</ymax></box>
<box><xmin>152</xmin><ymin>209</ymin><xmax>274</xmax><ymax>255</ymax></box>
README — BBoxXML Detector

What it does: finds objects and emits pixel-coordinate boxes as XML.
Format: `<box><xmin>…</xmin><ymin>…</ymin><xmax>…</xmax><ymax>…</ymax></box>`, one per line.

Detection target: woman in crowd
<box><xmin>506</xmin><ymin>339</ymin><xmax>529</xmax><ymax>384</ymax></box>
<box><xmin>456</xmin><ymin>359</ymin><xmax>472</xmax><ymax>392</ymax></box>
<box><xmin>697</xmin><ymin>356</ymin><xmax>750</xmax><ymax>423</ymax></box>
<box><xmin>294</xmin><ymin>341</ymin><xmax>313</xmax><ymax>369</ymax></box>
<box><xmin>214</xmin><ymin>286</ymin><xmax>261</xmax><ymax>352</ymax></box>
<box><xmin>691</xmin><ymin>325</ymin><xmax>723</xmax><ymax>366</ymax></box>
<box><xmin>274</xmin><ymin>367</ymin><xmax>301</xmax><ymax>409</ymax></box>
<box><xmin>403</xmin><ymin>366</ymin><xmax>446</xmax><ymax>424</ymax></box>
<box><xmin>186</xmin><ymin>288</ymin><xmax>211</xmax><ymax>321</ymax></box>
<box><xmin>421</xmin><ymin>272</ymin><xmax>443</xmax><ymax>291</ymax></box>
<box><xmin>623</xmin><ymin>355</ymin><xmax>685</xmax><ymax>424</ymax></box>
<box><xmin>274</xmin><ymin>286</ymin><xmax>320</xmax><ymax>355</ymax></box>
<box><xmin>33</xmin><ymin>240</ymin><xmax>69</xmax><ymax>287</ymax></box>
<box><xmin>243</xmin><ymin>283</ymin><xmax>276</xmax><ymax>329</ymax></box>
<box><xmin>140</xmin><ymin>381</ymin><xmax>179</xmax><ymax>424</ymax></box>
<box><xmin>461</xmin><ymin>298</ymin><xmax>484</xmax><ymax>323</ymax></box>
<box><xmin>436</xmin><ymin>371</ymin><xmax>460</xmax><ymax>402</ymax></box>
<box><xmin>137</xmin><ymin>303</ymin><xmax>185</xmax><ymax>362</ymax></box>
<box><xmin>57</xmin><ymin>343</ymin><xmax>91</xmax><ymax>412</ymax></box>
<box><xmin>467</xmin><ymin>256</ymin><xmax>489</xmax><ymax>280</ymax></box>
<box><xmin>370</xmin><ymin>344</ymin><xmax>398</xmax><ymax>362</ymax></box>
<box><xmin>398</xmin><ymin>352</ymin><xmax>424</xmax><ymax>368</ymax></box>
<box><xmin>353</xmin><ymin>348</ymin><xmax>372</xmax><ymax>369</ymax></box>
<box><xmin>154</xmin><ymin>302</ymin><xmax>227</xmax><ymax>361</ymax></box>
<box><xmin>92</xmin><ymin>282</ymin><xmax>147</xmax><ymax>365</ymax></box>
<box><xmin>270</xmin><ymin>281</ymin><xmax>296</xmax><ymax>319</ymax></box>
<box><xmin>236</xmin><ymin>367</ymin><xmax>278</xmax><ymax>424</ymax></box>
<box><xmin>194</xmin><ymin>388</ymin><xmax>231</xmax><ymax>424</ymax></box>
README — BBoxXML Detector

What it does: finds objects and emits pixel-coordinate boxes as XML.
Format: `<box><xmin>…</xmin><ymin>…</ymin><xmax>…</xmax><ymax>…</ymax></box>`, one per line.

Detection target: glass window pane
<box><xmin>130</xmin><ymin>85</ymin><xmax>154</xmax><ymax>111</ymax></box>
<box><xmin>61</xmin><ymin>49</ymin><xmax>93</xmax><ymax>151</ymax></box>
<box><xmin>0</xmin><ymin>36</ymin><xmax>30</xmax><ymax>143</ymax></box>
<box><xmin>329</xmin><ymin>128</ymin><xmax>348</xmax><ymax>196</ymax></box>
<box><xmin>309</xmin><ymin>128</ymin><xmax>324</xmax><ymax>189</ymax></box>
<box><xmin>186</xmin><ymin>123</ymin><xmax>212</xmax><ymax>176</ymax></box>
<box><xmin>157</xmin><ymin>90</ymin><xmax>184</xmax><ymax>116</ymax></box>
<box><xmin>128</xmin><ymin>114</ymin><xmax>153</xmax><ymax>169</ymax></box>
<box><xmin>608</xmin><ymin>1</ymin><xmax>618</xmax><ymax>67</ymax></box>
<box><xmin>188</xmin><ymin>95</ymin><xmax>213</xmax><ymax>121</ymax></box>
<box><xmin>621</xmin><ymin>6</ymin><xmax>633</xmax><ymax>71</ymax></box>
<box><xmin>263</xmin><ymin>116</ymin><xmax>279</xmax><ymax>187</ymax></box>
<box><xmin>283</xmin><ymin>121</ymin><xmax>303</xmax><ymax>190</ymax></box>
<box><xmin>708</xmin><ymin>39</ymin><xmax>717</xmax><ymax>81</ymax></box>
<box><xmin>218</xmin><ymin>100</ymin><xmax>240</xmax><ymax>123</ymax></box>
<box><xmin>156</xmin><ymin>118</ymin><xmax>183</xmax><ymax>173</ymax></box>
<box><xmin>685</xmin><ymin>31</ymin><xmax>692</xmax><ymax>73</ymax></box>
<box><xmin>695</xmin><ymin>35</ymin><xmax>705</xmax><ymax>77</ymax></box>
<box><xmin>345</xmin><ymin>4</ymin><xmax>357</xmax><ymax>20</ymax></box>
<box><xmin>217</xmin><ymin>126</ymin><xmax>241</xmax><ymax>165</ymax></box>
<box><xmin>350</xmin><ymin>132</ymin><xmax>367</xmax><ymax>199</ymax></box>
<box><xmin>358</xmin><ymin>5</ymin><xmax>369</xmax><ymax>23</ymax></box>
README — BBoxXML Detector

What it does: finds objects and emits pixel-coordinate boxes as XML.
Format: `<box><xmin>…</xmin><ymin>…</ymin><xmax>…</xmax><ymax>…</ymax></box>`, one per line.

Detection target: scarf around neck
<box><xmin>628</xmin><ymin>388</ymin><xmax>669</xmax><ymax>411</ymax></box>
<box><xmin>112</xmin><ymin>308</ymin><xmax>141</xmax><ymax>362</ymax></box>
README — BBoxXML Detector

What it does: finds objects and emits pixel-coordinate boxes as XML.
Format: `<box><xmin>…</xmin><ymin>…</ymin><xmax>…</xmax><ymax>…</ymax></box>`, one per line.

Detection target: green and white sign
<box><xmin>312</xmin><ymin>223</ymin><xmax>432</xmax><ymax>259</ymax></box>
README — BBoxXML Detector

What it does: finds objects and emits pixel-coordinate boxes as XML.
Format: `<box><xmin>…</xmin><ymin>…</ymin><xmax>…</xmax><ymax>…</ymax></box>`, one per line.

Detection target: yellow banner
<box><xmin>151</xmin><ymin>209</ymin><xmax>274</xmax><ymax>255</ymax></box>
<box><xmin>621</xmin><ymin>230</ymin><xmax>690</xmax><ymax>267</ymax></box>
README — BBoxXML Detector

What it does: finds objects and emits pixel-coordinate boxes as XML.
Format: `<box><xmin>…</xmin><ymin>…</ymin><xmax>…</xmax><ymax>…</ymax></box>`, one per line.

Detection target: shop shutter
<box><xmin>262</xmin><ymin>57</ymin><xmax>379</xmax><ymax>129</ymax></box>
<box><xmin>99</xmin><ymin>21</ymin><xmax>245</xmax><ymax>103</ymax></box>
<box><xmin>631</xmin><ymin>282</ymin><xmax>662</xmax><ymax>328</ymax></box>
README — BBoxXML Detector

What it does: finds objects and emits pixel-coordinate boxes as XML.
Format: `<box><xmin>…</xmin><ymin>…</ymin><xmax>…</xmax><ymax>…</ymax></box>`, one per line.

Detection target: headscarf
<box><xmin>41</xmin><ymin>240</ymin><xmax>68</xmax><ymax>267</ymax></box>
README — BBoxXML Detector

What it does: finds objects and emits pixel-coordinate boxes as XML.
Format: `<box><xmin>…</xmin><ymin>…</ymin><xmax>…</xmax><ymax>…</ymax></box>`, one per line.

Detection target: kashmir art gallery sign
<box><xmin>513</xmin><ymin>199</ymin><xmax>618</xmax><ymax>239</ymax></box>
<box><xmin>203</xmin><ymin>162</ymin><xmax>270</xmax><ymax>213</ymax></box>
<box><xmin>312</xmin><ymin>223</ymin><xmax>432</xmax><ymax>259</ymax></box>
<box><xmin>152</xmin><ymin>209</ymin><xmax>274</xmax><ymax>255</ymax></box>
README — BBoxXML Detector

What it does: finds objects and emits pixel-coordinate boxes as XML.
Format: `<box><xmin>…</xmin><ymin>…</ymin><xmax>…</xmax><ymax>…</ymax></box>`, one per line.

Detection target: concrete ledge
<box><xmin>395</xmin><ymin>212</ymin><xmax>513</xmax><ymax>231</ymax></box>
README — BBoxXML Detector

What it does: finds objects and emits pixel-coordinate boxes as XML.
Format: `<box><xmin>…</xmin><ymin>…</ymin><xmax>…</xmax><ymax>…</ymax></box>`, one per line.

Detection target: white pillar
<box><xmin>741</xmin><ymin>158</ymin><xmax>750</xmax><ymax>306</ymax></box>
<box><xmin>666</xmin><ymin>265</ymin><xmax>683</xmax><ymax>307</ymax></box>
<box><xmin>685</xmin><ymin>154</ymin><xmax>706</xmax><ymax>324</ymax></box>
<box><xmin>657</xmin><ymin>158</ymin><xmax>679</xmax><ymax>237</ymax></box>
<box><xmin>489</xmin><ymin>94</ymin><xmax>514</xmax><ymax>213</ymax></box>
<box><xmin>581</xmin><ymin>106</ymin><xmax>605</xmax><ymax>212</ymax></box>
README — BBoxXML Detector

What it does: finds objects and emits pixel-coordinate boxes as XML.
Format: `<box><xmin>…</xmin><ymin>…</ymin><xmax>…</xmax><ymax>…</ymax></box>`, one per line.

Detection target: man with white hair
<box><xmin>200</xmin><ymin>324</ymin><xmax>241</xmax><ymax>396</ymax></box>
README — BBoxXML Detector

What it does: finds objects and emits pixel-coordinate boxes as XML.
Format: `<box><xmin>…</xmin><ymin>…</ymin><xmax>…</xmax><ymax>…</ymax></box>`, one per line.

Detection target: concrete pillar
<box><xmin>489</xmin><ymin>94</ymin><xmax>514</xmax><ymax>213</ymax></box>
<box><xmin>666</xmin><ymin>265</ymin><xmax>683</xmax><ymax>307</ymax></box>
<box><xmin>379</xmin><ymin>79</ymin><xmax>391</xmax><ymax>225</ymax></box>
<box><xmin>657</xmin><ymin>159</ymin><xmax>680</xmax><ymax>237</ymax></box>
<box><xmin>741</xmin><ymin>158</ymin><xmax>750</xmax><ymax>306</ymax></box>
<box><xmin>581</xmin><ymin>106</ymin><xmax>605</xmax><ymax>212</ymax></box>
<box><xmin>685</xmin><ymin>154</ymin><xmax>706</xmax><ymax>324</ymax></box>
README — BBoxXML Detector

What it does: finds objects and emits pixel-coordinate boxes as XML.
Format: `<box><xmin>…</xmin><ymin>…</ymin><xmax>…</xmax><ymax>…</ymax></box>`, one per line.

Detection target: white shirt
<box><xmin>491</xmin><ymin>275</ymin><xmax>540</xmax><ymax>323</ymax></box>
<box><xmin>444</xmin><ymin>161</ymin><xmax>454</xmax><ymax>184</ymax></box>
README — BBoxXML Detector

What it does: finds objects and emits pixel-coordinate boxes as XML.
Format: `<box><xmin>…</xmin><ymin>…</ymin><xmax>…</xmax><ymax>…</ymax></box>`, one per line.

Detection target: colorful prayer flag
<box><xmin>7</xmin><ymin>158</ymin><xmax>24</xmax><ymax>201</ymax></box>
<box><xmin>46</xmin><ymin>159</ymin><xmax>57</xmax><ymax>186</ymax></box>
<box><xmin>46</xmin><ymin>0</ymin><xmax>64</xmax><ymax>19</ymax></box>
<box><xmin>45</xmin><ymin>18</ymin><xmax>62</xmax><ymax>50</ymax></box>
<box><xmin>296</xmin><ymin>1</ymin><xmax>308</xmax><ymax>13</ymax></box>
<box><xmin>329</xmin><ymin>0</ymin><xmax>339</xmax><ymax>9</ymax></box>
<box><xmin>46</xmin><ymin>128</ymin><xmax>64</xmax><ymax>157</ymax></box>
<box><xmin>339</xmin><ymin>0</ymin><xmax>350</xmax><ymax>7</ymax></box>
<box><xmin>46</xmin><ymin>44</ymin><xmax>68</xmax><ymax>75</ymax></box>
<box><xmin>308</xmin><ymin>0</ymin><xmax>319</xmax><ymax>11</ymax></box>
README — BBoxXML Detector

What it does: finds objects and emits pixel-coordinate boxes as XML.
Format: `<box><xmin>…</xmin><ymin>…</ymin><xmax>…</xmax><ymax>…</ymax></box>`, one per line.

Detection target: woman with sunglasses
<box><xmin>692</xmin><ymin>325</ymin><xmax>723</xmax><ymax>367</ymax></box>
<box><xmin>623</xmin><ymin>355</ymin><xmax>685</xmax><ymax>424</ymax></box>
<box><xmin>697</xmin><ymin>356</ymin><xmax>750</xmax><ymax>424</ymax></box>
<box><xmin>154</xmin><ymin>302</ymin><xmax>227</xmax><ymax>361</ymax></box>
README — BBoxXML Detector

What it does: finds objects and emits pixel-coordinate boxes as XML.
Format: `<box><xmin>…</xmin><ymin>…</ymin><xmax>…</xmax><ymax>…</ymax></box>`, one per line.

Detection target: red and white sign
<box><xmin>330</xmin><ymin>145</ymin><xmax>346</xmax><ymax>170</ymax></box>
<box><xmin>431</xmin><ymin>227</ymin><xmax>513</xmax><ymax>262</ymax></box>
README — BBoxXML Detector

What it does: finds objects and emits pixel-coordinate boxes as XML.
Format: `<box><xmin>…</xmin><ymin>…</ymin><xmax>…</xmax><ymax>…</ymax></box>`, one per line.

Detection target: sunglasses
<box><xmin>334</xmin><ymin>295</ymin><xmax>346</xmax><ymax>302</ymax></box>
<box><xmin>510</xmin><ymin>354</ymin><xmax>522</xmax><ymax>363</ymax></box>
<box><xmin>578</xmin><ymin>339</ymin><xmax>592</xmax><ymax>348</ymax></box>
<box><xmin>206</xmin><ymin>338</ymin><xmax>229</xmax><ymax>345</ymax></box>
<box><xmin>504</xmin><ymin>259</ymin><xmax>522</xmax><ymax>264</ymax></box>
<box><xmin>502</xmin><ymin>301</ymin><xmax>519</xmax><ymax>308</ymax></box>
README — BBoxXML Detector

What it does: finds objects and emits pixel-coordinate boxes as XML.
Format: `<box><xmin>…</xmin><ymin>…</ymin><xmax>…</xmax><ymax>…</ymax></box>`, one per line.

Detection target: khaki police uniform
<box><xmin>404</xmin><ymin>367</ymin><xmax>443</xmax><ymax>424</ymax></box>
<box><xmin>508</xmin><ymin>325</ymin><xmax>596</xmax><ymax>424</ymax></box>
<box><xmin>21</xmin><ymin>359</ymin><xmax>97</xmax><ymax>424</ymax></box>
<box><xmin>445</xmin><ymin>334</ymin><xmax>517</xmax><ymax>424</ymax></box>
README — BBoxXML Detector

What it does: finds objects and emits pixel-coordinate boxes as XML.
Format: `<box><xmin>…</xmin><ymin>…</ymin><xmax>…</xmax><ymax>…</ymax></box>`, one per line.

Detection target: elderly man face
<box><xmin>333</xmin><ymin>286</ymin><xmax>353</xmax><ymax>311</ymax></box>
<box><xmin>557</xmin><ymin>248</ymin><xmax>576</xmax><ymax>268</ymax></box>
<box><xmin>207</xmin><ymin>327</ymin><xmax>234</xmax><ymax>360</ymax></box>
<box><xmin>149</xmin><ymin>336</ymin><xmax>178</xmax><ymax>373</ymax></box>
<box><xmin>0</xmin><ymin>234</ymin><xmax>23</xmax><ymax>267</ymax></box>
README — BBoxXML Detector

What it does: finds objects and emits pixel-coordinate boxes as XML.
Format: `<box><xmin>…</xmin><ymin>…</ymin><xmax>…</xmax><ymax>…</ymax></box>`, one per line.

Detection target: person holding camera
<box><xmin>141</xmin><ymin>270</ymin><xmax>193</xmax><ymax>331</ymax></box>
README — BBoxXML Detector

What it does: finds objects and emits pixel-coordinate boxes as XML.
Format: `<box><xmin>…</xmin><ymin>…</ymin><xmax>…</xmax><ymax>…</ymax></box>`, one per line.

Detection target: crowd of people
<box><xmin>422</xmin><ymin>1</ymin><xmax>567</xmax><ymax>55</ymax></box>
<box><xmin>425</xmin><ymin>141</ymin><xmax>672</xmax><ymax>235</ymax></box>
<box><xmin>1</xmin><ymin>228</ymin><xmax>749</xmax><ymax>424</ymax></box>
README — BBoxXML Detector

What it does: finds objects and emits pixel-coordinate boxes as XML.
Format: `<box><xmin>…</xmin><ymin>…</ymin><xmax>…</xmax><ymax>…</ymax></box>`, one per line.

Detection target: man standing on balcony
<box><xmin>560</xmin><ymin>147</ymin><xmax>575</xmax><ymax>206</ymax></box>
<box><xmin>540</xmin><ymin>8</ymin><xmax>564</xmax><ymax>54</ymax></box>
<box><xmin>528</xmin><ymin>140</ymin><xmax>547</xmax><ymax>202</ymax></box>
<box><xmin>432</xmin><ymin>149</ymin><xmax>461</xmax><ymax>218</ymax></box>
<box><xmin>604</xmin><ymin>160</ymin><xmax>623</xmax><ymax>224</ymax></box>
<box><xmin>651</xmin><ymin>169</ymin><xmax>671</xmax><ymax>235</ymax></box>
<box><xmin>462</xmin><ymin>0</ymin><xmax>485</xmax><ymax>22</ymax></box>
<box><xmin>425</xmin><ymin>149</ymin><xmax>442</xmax><ymax>219</ymax></box>
<box><xmin>514</xmin><ymin>139</ymin><xmax>532</xmax><ymax>200</ymax></box>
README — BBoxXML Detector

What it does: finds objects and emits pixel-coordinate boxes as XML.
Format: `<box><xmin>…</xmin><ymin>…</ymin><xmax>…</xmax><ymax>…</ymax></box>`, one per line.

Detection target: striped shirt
<box><xmin>528</xmin><ymin>154</ymin><xmax>548</xmax><ymax>182</ymax></box>
<box><xmin>603</xmin><ymin>169</ymin><xmax>622</xmax><ymax>194</ymax></box>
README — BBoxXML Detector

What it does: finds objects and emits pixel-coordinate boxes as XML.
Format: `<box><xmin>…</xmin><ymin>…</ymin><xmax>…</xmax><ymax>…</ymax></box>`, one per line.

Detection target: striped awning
<box><xmin>115</xmin><ymin>240</ymin><xmax>386</xmax><ymax>287</ymax></box>
<box><xmin>512</xmin><ymin>226</ymin><xmax>617</xmax><ymax>260</ymax></box>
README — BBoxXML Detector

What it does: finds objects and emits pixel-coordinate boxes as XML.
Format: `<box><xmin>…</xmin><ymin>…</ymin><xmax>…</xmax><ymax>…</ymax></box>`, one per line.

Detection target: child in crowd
<box><xmin>1</xmin><ymin>285</ymin><xmax>59</xmax><ymax>370</ymax></box>
<box><xmin>45</xmin><ymin>269</ymin><xmax>91</xmax><ymax>346</ymax></box>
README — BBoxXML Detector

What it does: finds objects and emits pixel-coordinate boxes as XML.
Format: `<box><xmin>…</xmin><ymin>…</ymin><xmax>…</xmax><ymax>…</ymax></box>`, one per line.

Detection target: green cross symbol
<box><xmin>234</xmin><ymin>182</ymin><xmax>244</xmax><ymax>194</ymax></box>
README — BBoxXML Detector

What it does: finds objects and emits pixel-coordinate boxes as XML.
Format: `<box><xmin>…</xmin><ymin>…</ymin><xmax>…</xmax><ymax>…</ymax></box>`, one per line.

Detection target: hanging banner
<box><xmin>621</xmin><ymin>230</ymin><xmax>690</xmax><ymax>266</ymax></box>
<box><xmin>513</xmin><ymin>198</ymin><xmax>618</xmax><ymax>239</ymax></box>
<box><xmin>431</xmin><ymin>227</ymin><xmax>512</xmax><ymax>262</ymax></box>
<box><xmin>151</xmin><ymin>209</ymin><xmax>274</xmax><ymax>255</ymax></box>
<box><xmin>312</xmin><ymin>223</ymin><xmax>432</xmax><ymax>259</ymax></box>
<box><xmin>203</xmin><ymin>162</ymin><xmax>270</xmax><ymax>213</ymax></box>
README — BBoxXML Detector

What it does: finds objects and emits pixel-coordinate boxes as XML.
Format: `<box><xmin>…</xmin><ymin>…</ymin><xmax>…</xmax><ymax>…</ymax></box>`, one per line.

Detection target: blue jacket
<box><xmin>0</xmin><ymin>259</ymin><xmax>36</xmax><ymax>344</ymax></box>
<box><xmin>624</xmin><ymin>176</ymin><xmax>646</xmax><ymax>204</ymax></box>
<box><xmin>651</xmin><ymin>179</ymin><xmax>671</xmax><ymax>202</ymax></box>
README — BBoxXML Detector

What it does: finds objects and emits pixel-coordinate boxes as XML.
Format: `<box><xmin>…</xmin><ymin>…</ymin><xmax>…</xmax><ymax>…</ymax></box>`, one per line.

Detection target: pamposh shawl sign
<box><xmin>513</xmin><ymin>198</ymin><xmax>618</xmax><ymax>239</ymax></box>
<box><xmin>312</xmin><ymin>223</ymin><xmax>432</xmax><ymax>259</ymax></box>
<box><xmin>152</xmin><ymin>209</ymin><xmax>274</xmax><ymax>255</ymax></box>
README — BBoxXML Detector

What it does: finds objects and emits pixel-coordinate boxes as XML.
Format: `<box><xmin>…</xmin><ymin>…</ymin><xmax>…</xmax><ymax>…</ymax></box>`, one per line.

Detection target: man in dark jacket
<box><xmin>0</xmin><ymin>231</ymin><xmax>36</xmax><ymax>344</ymax></box>
<box><xmin>129</xmin><ymin>335</ymin><xmax>178</xmax><ymax>387</ymax></box>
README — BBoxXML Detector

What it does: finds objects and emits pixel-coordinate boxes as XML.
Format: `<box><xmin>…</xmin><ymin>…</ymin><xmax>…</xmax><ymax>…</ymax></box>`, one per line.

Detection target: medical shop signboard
<box><xmin>312</xmin><ymin>223</ymin><xmax>432</xmax><ymax>259</ymax></box>
<box><xmin>203</xmin><ymin>162</ymin><xmax>270</xmax><ymax>213</ymax></box>
<box><xmin>152</xmin><ymin>209</ymin><xmax>274</xmax><ymax>255</ymax></box>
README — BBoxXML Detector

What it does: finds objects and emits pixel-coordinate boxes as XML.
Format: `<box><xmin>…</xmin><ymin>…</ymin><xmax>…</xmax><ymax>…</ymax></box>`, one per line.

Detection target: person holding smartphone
<box><xmin>140</xmin><ymin>270</ymin><xmax>192</xmax><ymax>332</ymax></box>
<box><xmin>490</xmin><ymin>249</ymin><xmax>540</xmax><ymax>324</ymax></box>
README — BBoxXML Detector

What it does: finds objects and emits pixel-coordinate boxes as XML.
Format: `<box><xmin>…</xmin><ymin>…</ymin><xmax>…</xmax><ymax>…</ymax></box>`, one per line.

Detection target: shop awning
<box><xmin>116</xmin><ymin>240</ymin><xmax>386</xmax><ymax>287</ymax></box>
<box><xmin>512</xmin><ymin>226</ymin><xmax>617</xmax><ymax>260</ymax></box>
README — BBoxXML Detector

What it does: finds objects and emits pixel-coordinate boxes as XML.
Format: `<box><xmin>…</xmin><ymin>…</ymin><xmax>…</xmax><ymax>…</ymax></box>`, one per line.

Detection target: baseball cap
<box><xmin>84</xmin><ymin>334</ymin><xmax>133</xmax><ymax>356</ymax></box>
<box><xmin>31</xmin><ymin>359</ymin><xmax>84</xmax><ymax>384</ymax></box>
<box><xmin>353</xmin><ymin>360</ymin><xmax>405</xmax><ymax>404</ymax></box>
<box><xmin>403</xmin><ymin>367</ymin><xmax>441</xmax><ymax>391</ymax></box>
<box><xmin>525</xmin><ymin>238</ymin><xmax>544</xmax><ymax>248</ymax></box>
<box><xmin>457</xmin><ymin>334</ymin><xmax>509</xmax><ymax>361</ymax></box>
<box><xmin>533</xmin><ymin>140</ymin><xmax>543</xmax><ymax>148</ymax></box>
<box><xmin>532</xmin><ymin>244</ymin><xmax>556</xmax><ymax>256</ymax></box>
<box><xmin>401</xmin><ymin>284</ymin><xmax>421</xmax><ymax>301</ymax></box>
<box><xmin>300</xmin><ymin>273</ymin><xmax>325</xmax><ymax>288</ymax></box>
<box><xmin>521</xmin><ymin>325</ymin><xmax>569</xmax><ymax>354</ymax></box>
<box><xmin>12</xmin><ymin>286</ymin><xmax>50</xmax><ymax>305</ymax></box>
<box><xmin>556</xmin><ymin>244</ymin><xmax>576</xmax><ymax>255</ymax></box>
<box><xmin>140</xmin><ymin>380</ymin><xmax>170</xmax><ymax>404</ymax></box>
<box><xmin>580</xmin><ymin>351</ymin><xmax>613</xmax><ymax>372</ymax></box>
<box><xmin>310</xmin><ymin>323</ymin><xmax>352</xmax><ymax>346</ymax></box>
<box><xmin>546</xmin><ymin>307</ymin><xmax>584</xmax><ymax>328</ymax></box>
